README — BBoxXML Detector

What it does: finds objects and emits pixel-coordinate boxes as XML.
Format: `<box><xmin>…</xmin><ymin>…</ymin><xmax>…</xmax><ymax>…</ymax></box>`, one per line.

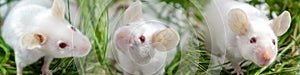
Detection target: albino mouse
<box><xmin>0</xmin><ymin>0</ymin><xmax>80</xmax><ymax>26</ymax></box>
<box><xmin>1</xmin><ymin>0</ymin><xmax>91</xmax><ymax>75</ymax></box>
<box><xmin>204</xmin><ymin>0</ymin><xmax>291</xmax><ymax>74</ymax></box>
<box><xmin>113</xmin><ymin>1</ymin><xmax>180</xmax><ymax>75</ymax></box>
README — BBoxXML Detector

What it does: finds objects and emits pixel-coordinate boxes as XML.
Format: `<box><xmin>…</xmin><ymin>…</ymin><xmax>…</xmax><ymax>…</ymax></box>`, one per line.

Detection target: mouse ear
<box><xmin>51</xmin><ymin>0</ymin><xmax>65</xmax><ymax>19</ymax></box>
<box><xmin>124</xmin><ymin>1</ymin><xmax>142</xmax><ymax>24</ymax></box>
<box><xmin>152</xmin><ymin>28</ymin><xmax>180</xmax><ymax>51</ymax></box>
<box><xmin>270</xmin><ymin>11</ymin><xmax>291</xmax><ymax>36</ymax></box>
<box><xmin>114</xmin><ymin>26</ymin><xmax>134</xmax><ymax>51</ymax></box>
<box><xmin>22</xmin><ymin>33</ymin><xmax>48</xmax><ymax>50</ymax></box>
<box><xmin>228</xmin><ymin>8</ymin><xmax>251</xmax><ymax>36</ymax></box>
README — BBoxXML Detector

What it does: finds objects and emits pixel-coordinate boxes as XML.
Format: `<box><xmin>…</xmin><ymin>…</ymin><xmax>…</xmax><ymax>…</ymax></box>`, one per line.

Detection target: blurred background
<box><xmin>0</xmin><ymin>0</ymin><xmax>299</xmax><ymax>75</ymax></box>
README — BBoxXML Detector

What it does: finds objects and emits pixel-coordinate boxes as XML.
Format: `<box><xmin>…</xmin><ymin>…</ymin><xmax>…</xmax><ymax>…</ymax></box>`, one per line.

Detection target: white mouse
<box><xmin>113</xmin><ymin>1</ymin><xmax>180</xmax><ymax>75</ymax></box>
<box><xmin>0</xmin><ymin>0</ymin><xmax>81</xmax><ymax>26</ymax></box>
<box><xmin>204</xmin><ymin>0</ymin><xmax>291</xmax><ymax>74</ymax></box>
<box><xmin>1</xmin><ymin>0</ymin><xmax>91</xmax><ymax>75</ymax></box>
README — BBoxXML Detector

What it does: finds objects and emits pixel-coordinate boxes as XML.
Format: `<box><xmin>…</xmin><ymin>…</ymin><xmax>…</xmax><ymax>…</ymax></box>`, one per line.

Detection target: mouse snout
<box><xmin>74</xmin><ymin>37</ymin><xmax>91</xmax><ymax>57</ymax></box>
<box><xmin>263</xmin><ymin>50</ymin><xmax>271</xmax><ymax>62</ymax></box>
<box><xmin>81</xmin><ymin>43</ymin><xmax>91</xmax><ymax>52</ymax></box>
<box><xmin>82</xmin><ymin>39</ymin><xmax>92</xmax><ymax>52</ymax></box>
<box><xmin>256</xmin><ymin>48</ymin><xmax>275</xmax><ymax>66</ymax></box>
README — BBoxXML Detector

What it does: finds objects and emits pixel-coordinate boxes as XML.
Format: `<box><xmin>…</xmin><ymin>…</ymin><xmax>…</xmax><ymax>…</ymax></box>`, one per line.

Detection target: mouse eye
<box><xmin>139</xmin><ymin>35</ymin><xmax>145</xmax><ymax>43</ymax></box>
<box><xmin>250</xmin><ymin>37</ymin><xmax>256</xmax><ymax>44</ymax></box>
<box><xmin>70</xmin><ymin>26</ymin><xmax>76</xmax><ymax>32</ymax></box>
<box><xmin>272</xmin><ymin>39</ymin><xmax>276</xmax><ymax>45</ymax></box>
<box><xmin>59</xmin><ymin>42</ymin><xmax>68</xmax><ymax>49</ymax></box>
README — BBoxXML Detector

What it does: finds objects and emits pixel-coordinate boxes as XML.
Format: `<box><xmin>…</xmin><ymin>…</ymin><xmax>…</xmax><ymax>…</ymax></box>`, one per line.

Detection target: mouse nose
<box><xmin>263</xmin><ymin>50</ymin><xmax>271</xmax><ymax>62</ymax></box>
<box><xmin>82</xmin><ymin>37</ymin><xmax>91</xmax><ymax>49</ymax></box>
<box><xmin>83</xmin><ymin>39</ymin><xmax>91</xmax><ymax>51</ymax></box>
<box><xmin>75</xmin><ymin>43</ymin><xmax>91</xmax><ymax>56</ymax></box>
<box><xmin>258</xmin><ymin>48</ymin><xmax>275</xmax><ymax>64</ymax></box>
<box><xmin>75</xmin><ymin>37</ymin><xmax>91</xmax><ymax>56</ymax></box>
<box><xmin>83</xmin><ymin>44</ymin><xmax>91</xmax><ymax>52</ymax></box>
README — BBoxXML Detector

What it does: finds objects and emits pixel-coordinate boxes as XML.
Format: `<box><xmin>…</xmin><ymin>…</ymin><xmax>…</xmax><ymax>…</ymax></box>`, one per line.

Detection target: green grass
<box><xmin>0</xmin><ymin>0</ymin><xmax>300</xmax><ymax>75</ymax></box>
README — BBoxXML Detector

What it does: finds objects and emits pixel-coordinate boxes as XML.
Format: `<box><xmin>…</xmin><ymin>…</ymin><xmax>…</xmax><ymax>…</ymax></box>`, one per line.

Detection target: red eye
<box><xmin>272</xmin><ymin>39</ymin><xmax>276</xmax><ymax>45</ymax></box>
<box><xmin>70</xmin><ymin>26</ymin><xmax>76</xmax><ymax>31</ymax></box>
<box><xmin>250</xmin><ymin>37</ymin><xmax>256</xmax><ymax>44</ymax></box>
<box><xmin>59</xmin><ymin>42</ymin><xmax>68</xmax><ymax>48</ymax></box>
<box><xmin>139</xmin><ymin>35</ymin><xmax>145</xmax><ymax>43</ymax></box>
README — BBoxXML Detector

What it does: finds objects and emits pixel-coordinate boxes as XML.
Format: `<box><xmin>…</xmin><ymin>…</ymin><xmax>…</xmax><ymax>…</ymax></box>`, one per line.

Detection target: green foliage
<box><xmin>0</xmin><ymin>0</ymin><xmax>299</xmax><ymax>75</ymax></box>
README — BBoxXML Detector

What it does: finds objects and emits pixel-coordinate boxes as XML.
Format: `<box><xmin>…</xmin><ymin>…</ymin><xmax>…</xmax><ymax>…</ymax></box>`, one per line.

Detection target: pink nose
<box><xmin>84</xmin><ymin>41</ymin><xmax>91</xmax><ymax>51</ymax></box>
<box><xmin>262</xmin><ymin>51</ymin><xmax>271</xmax><ymax>62</ymax></box>
<box><xmin>76</xmin><ymin>39</ymin><xmax>91</xmax><ymax>56</ymax></box>
<box><xmin>257</xmin><ymin>49</ymin><xmax>275</xmax><ymax>66</ymax></box>
<box><xmin>82</xmin><ymin>45</ymin><xmax>91</xmax><ymax>52</ymax></box>
<box><xmin>82</xmin><ymin>38</ymin><xmax>91</xmax><ymax>51</ymax></box>
<box><xmin>75</xmin><ymin>45</ymin><xmax>90</xmax><ymax>56</ymax></box>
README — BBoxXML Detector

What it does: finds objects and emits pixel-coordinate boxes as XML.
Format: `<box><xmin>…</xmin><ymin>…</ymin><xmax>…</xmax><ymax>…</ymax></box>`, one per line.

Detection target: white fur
<box><xmin>0</xmin><ymin>0</ymin><xmax>80</xmax><ymax>26</ymax></box>
<box><xmin>204</xmin><ymin>0</ymin><xmax>291</xmax><ymax>74</ymax></box>
<box><xmin>112</xmin><ymin>1</ymin><xmax>180</xmax><ymax>75</ymax></box>
<box><xmin>1</xmin><ymin>0</ymin><xmax>91</xmax><ymax>75</ymax></box>
<box><xmin>114</xmin><ymin>21</ymin><xmax>169</xmax><ymax>75</ymax></box>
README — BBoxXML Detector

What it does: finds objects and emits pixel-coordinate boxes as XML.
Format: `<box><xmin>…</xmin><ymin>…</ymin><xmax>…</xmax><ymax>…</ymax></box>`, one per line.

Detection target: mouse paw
<box><xmin>41</xmin><ymin>69</ymin><xmax>52</xmax><ymax>75</ymax></box>
<box><xmin>231</xmin><ymin>68</ymin><xmax>245</xmax><ymax>75</ymax></box>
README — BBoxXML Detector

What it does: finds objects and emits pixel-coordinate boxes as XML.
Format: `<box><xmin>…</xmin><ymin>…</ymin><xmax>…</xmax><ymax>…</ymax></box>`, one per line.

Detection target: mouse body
<box><xmin>1</xmin><ymin>0</ymin><xmax>91</xmax><ymax>75</ymax></box>
<box><xmin>112</xmin><ymin>1</ymin><xmax>180</xmax><ymax>75</ymax></box>
<box><xmin>204</xmin><ymin>0</ymin><xmax>291</xmax><ymax>74</ymax></box>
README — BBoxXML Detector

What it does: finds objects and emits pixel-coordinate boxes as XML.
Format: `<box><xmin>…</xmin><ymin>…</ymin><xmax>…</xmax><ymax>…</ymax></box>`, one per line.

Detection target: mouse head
<box><xmin>113</xmin><ymin>1</ymin><xmax>180</xmax><ymax>64</ymax></box>
<box><xmin>228</xmin><ymin>8</ymin><xmax>291</xmax><ymax>66</ymax></box>
<box><xmin>21</xmin><ymin>0</ymin><xmax>91</xmax><ymax>58</ymax></box>
<box><xmin>114</xmin><ymin>21</ymin><xmax>180</xmax><ymax>64</ymax></box>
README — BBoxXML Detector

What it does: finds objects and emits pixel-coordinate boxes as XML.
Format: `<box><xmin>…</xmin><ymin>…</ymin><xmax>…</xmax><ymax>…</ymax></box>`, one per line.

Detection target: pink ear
<box><xmin>114</xmin><ymin>27</ymin><xmax>135</xmax><ymax>51</ymax></box>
